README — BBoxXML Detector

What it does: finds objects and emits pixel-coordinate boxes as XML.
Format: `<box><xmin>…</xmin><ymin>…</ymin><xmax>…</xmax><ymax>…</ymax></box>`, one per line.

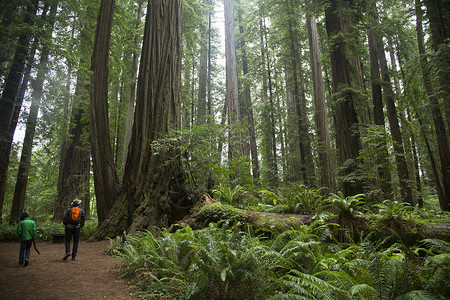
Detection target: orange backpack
<box><xmin>69</xmin><ymin>207</ymin><xmax>81</xmax><ymax>224</ymax></box>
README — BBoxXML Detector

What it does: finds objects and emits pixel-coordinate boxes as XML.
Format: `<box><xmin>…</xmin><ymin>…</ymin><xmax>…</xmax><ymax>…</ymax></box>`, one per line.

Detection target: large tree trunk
<box><xmin>0</xmin><ymin>0</ymin><xmax>39</xmax><ymax>221</ymax></box>
<box><xmin>91</xmin><ymin>0</ymin><xmax>187</xmax><ymax>239</ymax></box>
<box><xmin>325</xmin><ymin>0</ymin><xmax>364</xmax><ymax>196</ymax></box>
<box><xmin>9</xmin><ymin>2</ymin><xmax>57</xmax><ymax>224</ymax></box>
<box><xmin>90</xmin><ymin>0</ymin><xmax>120</xmax><ymax>224</ymax></box>
<box><xmin>307</xmin><ymin>16</ymin><xmax>335</xmax><ymax>194</ymax></box>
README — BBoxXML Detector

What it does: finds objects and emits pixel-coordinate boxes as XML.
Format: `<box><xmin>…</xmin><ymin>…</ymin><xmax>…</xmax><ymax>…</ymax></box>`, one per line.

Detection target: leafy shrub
<box><xmin>281</xmin><ymin>185</ymin><xmax>327</xmax><ymax>215</ymax></box>
<box><xmin>0</xmin><ymin>223</ymin><xmax>17</xmax><ymax>241</ymax></box>
<box><xmin>80</xmin><ymin>219</ymin><xmax>98</xmax><ymax>240</ymax></box>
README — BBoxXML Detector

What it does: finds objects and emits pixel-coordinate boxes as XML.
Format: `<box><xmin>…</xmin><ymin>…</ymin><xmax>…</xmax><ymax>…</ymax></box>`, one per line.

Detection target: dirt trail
<box><xmin>0</xmin><ymin>240</ymin><xmax>138</xmax><ymax>300</ymax></box>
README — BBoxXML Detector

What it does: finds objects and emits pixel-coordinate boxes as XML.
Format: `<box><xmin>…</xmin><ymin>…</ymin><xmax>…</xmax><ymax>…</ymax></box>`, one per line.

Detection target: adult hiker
<box><xmin>63</xmin><ymin>198</ymin><xmax>85</xmax><ymax>261</ymax></box>
<box><xmin>17</xmin><ymin>212</ymin><xmax>37</xmax><ymax>267</ymax></box>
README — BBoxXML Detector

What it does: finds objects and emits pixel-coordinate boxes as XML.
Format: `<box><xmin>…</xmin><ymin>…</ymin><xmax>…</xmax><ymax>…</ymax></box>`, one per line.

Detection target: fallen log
<box><xmin>171</xmin><ymin>195</ymin><xmax>450</xmax><ymax>245</ymax></box>
<box><xmin>171</xmin><ymin>194</ymin><xmax>313</xmax><ymax>233</ymax></box>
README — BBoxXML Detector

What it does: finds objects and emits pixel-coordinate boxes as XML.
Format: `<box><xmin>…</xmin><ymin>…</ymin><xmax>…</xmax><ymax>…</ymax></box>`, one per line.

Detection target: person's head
<box><xmin>71</xmin><ymin>198</ymin><xmax>82</xmax><ymax>207</ymax></box>
<box><xmin>20</xmin><ymin>212</ymin><xmax>29</xmax><ymax>220</ymax></box>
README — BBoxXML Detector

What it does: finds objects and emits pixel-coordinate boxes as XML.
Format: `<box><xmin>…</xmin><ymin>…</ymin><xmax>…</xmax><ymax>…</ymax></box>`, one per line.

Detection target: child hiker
<box><xmin>17</xmin><ymin>212</ymin><xmax>37</xmax><ymax>267</ymax></box>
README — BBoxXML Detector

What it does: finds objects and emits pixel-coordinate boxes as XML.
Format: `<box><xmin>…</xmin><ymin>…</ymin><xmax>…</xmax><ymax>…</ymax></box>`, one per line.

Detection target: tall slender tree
<box><xmin>0</xmin><ymin>0</ymin><xmax>39</xmax><ymax>221</ymax></box>
<box><xmin>10</xmin><ymin>1</ymin><xmax>58</xmax><ymax>224</ymax></box>
<box><xmin>90</xmin><ymin>0</ymin><xmax>120</xmax><ymax>223</ymax></box>
<box><xmin>307</xmin><ymin>15</ymin><xmax>335</xmax><ymax>193</ymax></box>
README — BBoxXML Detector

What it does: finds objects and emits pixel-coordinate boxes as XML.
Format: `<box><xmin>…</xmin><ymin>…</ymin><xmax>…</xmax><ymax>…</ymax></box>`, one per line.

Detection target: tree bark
<box><xmin>0</xmin><ymin>0</ymin><xmax>38</xmax><ymax>221</ymax></box>
<box><xmin>91</xmin><ymin>0</ymin><xmax>187</xmax><ymax>239</ymax></box>
<box><xmin>307</xmin><ymin>16</ymin><xmax>335</xmax><ymax>194</ymax></box>
<box><xmin>325</xmin><ymin>0</ymin><xmax>364</xmax><ymax>196</ymax></box>
<box><xmin>90</xmin><ymin>0</ymin><xmax>120</xmax><ymax>224</ymax></box>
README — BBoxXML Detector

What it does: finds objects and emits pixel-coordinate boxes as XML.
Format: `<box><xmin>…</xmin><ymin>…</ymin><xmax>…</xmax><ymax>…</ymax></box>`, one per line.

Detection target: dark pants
<box><xmin>19</xmin><ymin>240</ymin><xmax>32</xmax><ymax>265</ymax></box>
<box><xmin>65</xmin><ymin>227</ymin><xmax>80</xmax><ymax>257</ymax></box>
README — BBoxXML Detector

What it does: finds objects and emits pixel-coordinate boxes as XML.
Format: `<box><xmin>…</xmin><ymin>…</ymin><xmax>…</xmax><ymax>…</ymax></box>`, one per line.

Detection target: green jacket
<box><xmin>17</xmin><ymin>218</ymin><xmax>37</xmax><ymax>241</ymax></box>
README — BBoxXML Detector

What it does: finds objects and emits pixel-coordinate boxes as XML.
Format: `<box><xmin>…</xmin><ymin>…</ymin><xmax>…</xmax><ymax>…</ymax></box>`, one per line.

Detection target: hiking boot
<box><xmin>63</xmin><ymin>253</ymin><xmax>70</xmax><ymax>260</ymax></box>
<box><xmin>24</xmin><ymin>260</ymin><xmax>29</xmax><ymax>267</ymax></box>
<box><xmin>71</xmin><ymin>256</ymin><xmax>76</xmax><ymax>261</ymax></box>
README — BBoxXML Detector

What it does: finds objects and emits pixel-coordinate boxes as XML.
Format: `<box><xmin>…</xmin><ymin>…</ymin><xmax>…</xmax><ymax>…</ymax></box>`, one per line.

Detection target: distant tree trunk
<box><xmin>370</xmin><ymin>5</ymin><xmax>414</xmax><ymax>205</ymax></box>
<box><xmin>197</xmin><ymin>6</ymin><xmax>208</xmax><ymax>125</ymax></box>
<box><xmin>9</xmin><ymin>2</ymin><xmax>57</xmax><ymax>224</ymax></box>
<box><xmin>264</xmin><ymin>29</ymin><xmax>279</xmax><ymax>186</ymax></box>
<box><xmin>367</xmin><ymin>7</ymin><xmax>393</xmax><ymax>201</ymax></box>
<box><xmin>417</xmin><ymin>0</ymin><xmax>450</xmax><ymax>211</ymax></box>
<box><xmin>307</xmin><ymin>16</ymin><xmax>335</xmax><ymax>194</ymax></box>
<box><xmin>123</xmin><ymin>1</ymin><xmax>144</xmax><ymax>164</ymax></box>
<box><xmin>285</xmin><ymin>64</ymin><xmax>301</xmax><ymax>183</ymax></box>
<box><xmin>259</xmin><ymin>14</ymin><xmax>278</xmax><ymax>187</ymax></box>
<box><xmin>54</xmin><ymin>8</ymin><xmax>95</xmax><ymax>222</ymax></box>
<box><xmin>414</xmin><ymin>105</ymin><xmax>446</xmax><ymax>204</ymax></box>
<box><xmin>54</xmin><ymin>69</ymin><xmax>91</xmax><ymax>222</ymax></box>
<box><xmin>224</xmin><ymin>0</ymin><xmax>243</xmax><ymax>167</ymax></box>
<box><xmin>284</xmin><ymin>0</ymin><xmax>314</xmax><ymax>187</ymax></box>
<box><xmin>325</xmin><ymin>0</ymin><xmax>364</xmax><ymax>196</ymax></box>
<box><xmin>407</xmin><ymin>109</ymin><xmax>423</xmax><ymax>208</ymax></box>
<box><xmin>91</xmin><ymin>0</ymin><xmax>187</xmax><ymax>239</ymax></box>
<box><xmin>238</xmin><ymin>10</ymin><xmax>259</xmax><ymax>180</ymax></box>
<box><xmin>90</xmin><ymin>0</ymin><xmax>120</xmax><ymax>224</ymax></box>
<box><xmin>0</xmin><ymin>0</ymin><xmax>38</xmax><ymax>221</ymax></box>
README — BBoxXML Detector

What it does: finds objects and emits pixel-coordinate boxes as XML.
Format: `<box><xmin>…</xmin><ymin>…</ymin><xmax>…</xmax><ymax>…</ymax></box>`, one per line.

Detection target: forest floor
<box><xmin>0</xmin><ymin>240</ymin><xmax>139</xmax><ymax>300</ymax></box>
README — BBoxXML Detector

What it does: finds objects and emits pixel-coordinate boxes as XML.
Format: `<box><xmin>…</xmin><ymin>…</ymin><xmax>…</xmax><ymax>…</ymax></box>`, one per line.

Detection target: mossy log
<box><xmin>172</xmin><ymin>195</ymin><xmax>450</xmax><ymax>245</ymax></box>
<box><xmin>171</xmin><ymin>195</ymin><xmax>313</xmax><ymax>233</ymax></box>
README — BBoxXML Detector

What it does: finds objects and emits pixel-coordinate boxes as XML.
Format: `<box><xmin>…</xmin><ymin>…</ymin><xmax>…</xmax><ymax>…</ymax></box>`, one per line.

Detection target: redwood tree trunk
<box><xmin>90</xmin><ymin>0</ymin><xmax>120</xmax><ymax>224</ymax></box>
<box><xmin>238</xmin><ymin>9</ymin><xmax>259</xmax><ymax>180</ymax></box>
<box><xmin>307</xmin><ymin>16</ymin><xmax>335</xmax><ymax>194</ymax></box>
<box><xmin>123</xmin><ymin>1</ymin><xmax>144</xmax><ymax>164</ymax></box>
<box><xmin>367</xmin><ymin>6</ymin><xmax>393</xmax><ymax>201</ymax></box>
<box><xmin>372</xmin><ymin>6</ymin><xmax>414</xmax><ymax>205</ymax></box>
<box><xmin>224</xmin><ymin>0</ymin><xmax>244</xmax><ymax>166</ymax></box>
<box><xmin>197</xmin><ymin>7</ymin><xmax>208</xmax><ymax>125</ymax></box>
<box><xmin>417</xmin><ymin>0</ymin><xmax>450</xmax><ymax>211</ymax></box>
<box><xmin>91</xmin><ymin>0</ymin><xmax>187</xmax><ymax>239</ymax></box>
<box><xmin>325</xmin><ymin>0</ymin><xmax>364</xmax><ymax>196</ymax></box>
<box><xmin>54</xmin><ymin>69</ymin><xmax>91</xmax><ymax>222</ymax></box>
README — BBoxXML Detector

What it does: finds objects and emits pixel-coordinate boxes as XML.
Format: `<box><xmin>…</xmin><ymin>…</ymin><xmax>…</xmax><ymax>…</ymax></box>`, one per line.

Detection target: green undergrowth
<box><xmin>0</xmin><ymin>218</ymin><xmax>98</xmax><ymax>242</ymax></box>
<box><xmin>108</xmin><ymin>218</ymin><xmax>450</xmax><ymax>300</ymax></box>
